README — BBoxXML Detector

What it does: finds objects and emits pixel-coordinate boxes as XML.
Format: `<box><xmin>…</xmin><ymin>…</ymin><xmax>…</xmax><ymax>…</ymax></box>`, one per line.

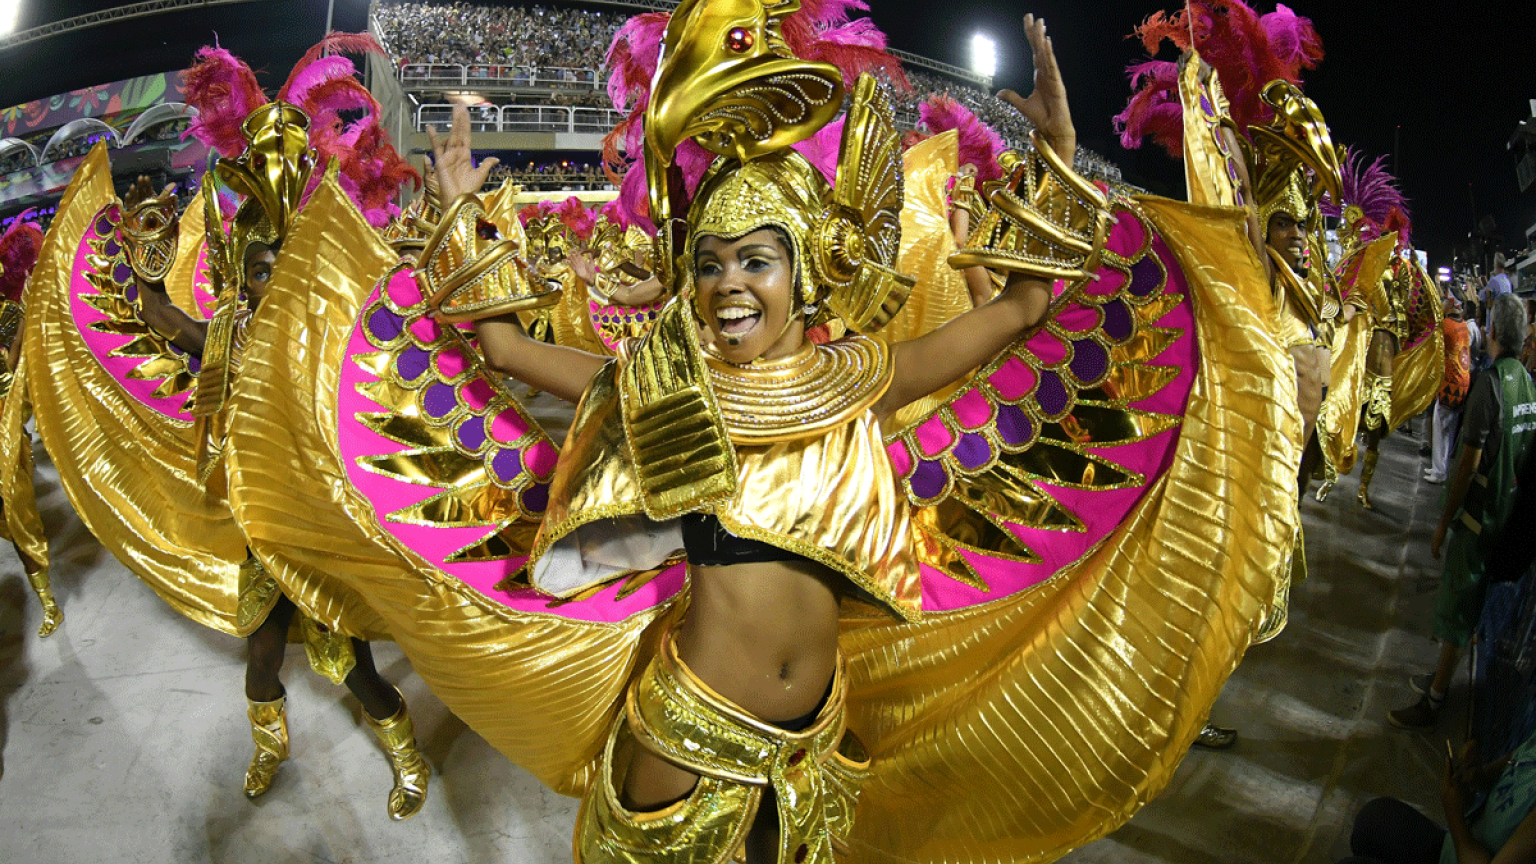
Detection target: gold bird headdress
<box><xmin>621</xmin><ymin>0</ymin><xmax>913</xmax><ymax>518</ymax></box>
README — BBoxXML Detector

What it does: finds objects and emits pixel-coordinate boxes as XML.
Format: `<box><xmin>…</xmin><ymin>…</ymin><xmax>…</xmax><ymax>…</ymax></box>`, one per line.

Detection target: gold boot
<box><xmin>1357</xmin><ymin>448</ymin><xmax>1379</xmax><ymax>510</ymax></box>
<box><xmin>26</xmin><ymin>563</ymin><xmax>62</xmax><ymax>637</ymax></box>
<box><xmin>366</xmin><ymin>689</ymin><xmax>431</xmax><ymax>821</ymax></box>
<box><xmin>244</xmin><ymin>694</ymin><xmax>290</xmax><ymax>798</ymax></box>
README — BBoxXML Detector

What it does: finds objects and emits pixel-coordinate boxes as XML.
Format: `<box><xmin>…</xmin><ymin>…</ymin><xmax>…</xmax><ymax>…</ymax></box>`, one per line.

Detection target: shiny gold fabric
<box><xmin>1318</xmin><ymin>309</ymin><xmax>1371</xmax><ymax>476</ymax></box>
<box><xmin>27</xmin><ymin>145</ymin><xmax>251</xmax><ymax>635</ymax></box>
<box><xmin>532</xmin><ymin>362</ymin><xmax>921</xmax><ymax>620</ymax></box>
<box><xmin>886</xmin><ymin>130</ymin><xmax>974</xmax><ymax>429</ymax></box>
<box><xmin>837</xmin><ymin>198</ymin><xmax>1299</xmax><ymax>862</ymax></box>
<box><xmin>225</xmin><ymin>173</ymin><xmax>678</xmax><ymax>794</ymax></box>
<box><xmin>889</xmin><ymin>131</ymin><xmax>970</xmax><ymax>342</ymax></box>
<box><xmin>577</xmin><ymin>633</ymin><xmax>864</xmax><ymax>864</ymax></box>
<box><xmin>1389</xmin><ymin>319</ymin><xmax>1445</xmax><ymax>432</ymax></box>
<box><xmin>32</xmin><ymin>145</ymin><xmax>387</xmax><ymax>643</ymax></box>
<box><xmin>0</xmin><ymin>352</ymin><xmax>51</xmax><ymax>614</ymax></box>
<box><xmin>1179</xmin><ymin>53</ymin><xmax>1244</xmax><ymax>209</ymax></box>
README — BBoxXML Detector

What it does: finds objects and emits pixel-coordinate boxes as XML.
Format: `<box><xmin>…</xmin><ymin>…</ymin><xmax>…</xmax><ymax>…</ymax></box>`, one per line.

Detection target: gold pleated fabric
<box><xmin>0</xmin><ymin>357</ymin><xmax>49</xmax><ymax>582</ymax></box>
<box><xmin>224</xmin><ymin>175</ymin><xmax>676</xmax><ymax>794</ymax></box>
<box><xmin>27</xmin><ymin>146</ymin><xmax>252</xmax><ymax>635</ymax></box>
<box><xmin>1388</xmin><ymin>321</ymin><xmax>1444</xmax><ymax>432</ymax></box>
<box><xmin>838</xmin><ymin>197</ymin><xmax>1299</xmax><ymax>863</ymax></box>
<box><xmin>1319</xmin><ymin>311</ymin><xmax>1371</xmax><ymax>475</ymax></box>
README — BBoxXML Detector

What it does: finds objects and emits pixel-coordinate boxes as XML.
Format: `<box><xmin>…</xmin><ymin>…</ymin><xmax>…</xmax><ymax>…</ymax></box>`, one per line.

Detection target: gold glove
<box><xmin>950</xmin><ymin>131</ymin><xmax>1113</xmax><ymax>287</ymax></box>
<box><xmin>415</xmin><ymin>193</ymin><xmax>556</xmax><ymax>322</ymax></box>
<box><xmin>120</xmin><ymin>187</ymin><xmax>180</xmax><ymax>283</ymax></box>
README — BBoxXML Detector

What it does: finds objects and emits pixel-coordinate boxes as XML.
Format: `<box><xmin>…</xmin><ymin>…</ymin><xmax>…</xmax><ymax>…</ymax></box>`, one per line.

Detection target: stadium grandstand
<box><xmin>0</xmin><ymin>0</ymin><xmax>1124</xmax><ymax>230</ymax></box>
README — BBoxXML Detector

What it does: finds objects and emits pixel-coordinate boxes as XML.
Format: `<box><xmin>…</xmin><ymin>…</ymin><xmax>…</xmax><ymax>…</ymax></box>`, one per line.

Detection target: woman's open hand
<box><xmin>998</xmin><ymin>14</ymin><xmax>1076</xmax><ymax>164</ymax></box>
<box><xmin>427</xmin><ymin>104</ymin><xmax>500</xmax><ymax>202</ymax></box>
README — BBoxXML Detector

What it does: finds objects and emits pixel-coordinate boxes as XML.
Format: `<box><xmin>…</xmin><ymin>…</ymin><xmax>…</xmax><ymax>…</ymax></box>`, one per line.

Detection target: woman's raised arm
<box><xmin>877</xmin><ymin>14</ymin><xmax>1068</xmax><ymax>419</ymax></box>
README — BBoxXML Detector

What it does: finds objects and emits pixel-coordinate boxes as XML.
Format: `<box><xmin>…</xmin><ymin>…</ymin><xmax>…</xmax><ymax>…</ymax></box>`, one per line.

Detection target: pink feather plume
<box><xmin>182</xmin><ymin>46</ymin><xmax>269</xmax><ymax>158</ymax></box>
<box><xmin>0</xmin><ymin>212</ymin><xmax>43</xmax><ymax>304</ymax></box>
<box><xmin>918</xmin><ymin>95</ymin><xmax>1006</xmax><ymax>183</ymax></box>
<box><xmin>1119</xmin><ymin>1</ymin><xmax>1325</xmax><ymax>156</ymax></box>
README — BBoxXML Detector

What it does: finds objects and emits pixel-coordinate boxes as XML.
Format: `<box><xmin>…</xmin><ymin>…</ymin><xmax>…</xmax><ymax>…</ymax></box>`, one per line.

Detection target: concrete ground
<box><xmin>0</xmin><ymin>417</ymin><xmax>1458</xmax><ymax>864</ymax></box>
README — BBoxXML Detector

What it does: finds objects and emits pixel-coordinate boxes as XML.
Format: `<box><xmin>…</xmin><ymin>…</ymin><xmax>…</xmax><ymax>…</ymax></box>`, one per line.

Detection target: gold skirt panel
<box><xmin>225</xmin><ymin>175</ymin><xmax>675</xmax><ymax>794</ymax></box>
<box><xmin>1389</xmin><ymin>322</ymin><xmax>1445</xmax><ymax>432</ymax></box>
<box><xmin>27</xmin><ymin>146</ymin><xmax>252</xmax><ymax>635</ymax></box>
<box><xmin>837</xmin><ymin>198</ymin><xmax>1299</xmax><ymax>863</ymax></box>
<box><xmin>0</xmin><ymin>365</ymin><xmax>49</xmax><ymax>578</ymax></box>
<box><xmin>1319</xmin><ymin>312</ymin><xmax>1370</xmax><ymax>475</ymax></box>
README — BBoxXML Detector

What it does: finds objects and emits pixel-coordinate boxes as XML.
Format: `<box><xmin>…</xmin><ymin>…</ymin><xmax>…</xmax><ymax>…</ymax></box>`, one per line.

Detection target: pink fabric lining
<box><xmin>71</xmin><ymin>205</ymin><xmax>197</xmax><ymax>423</ymax></box>
<box><xmin>920</xmin><ymin>228</ymin><xmax>1197</xmax><ymax>612</ymax></box>
<box><xmin>336</xmin><ymin>270</ymin><xmax>683</xmax><ymax>623</ymax></box>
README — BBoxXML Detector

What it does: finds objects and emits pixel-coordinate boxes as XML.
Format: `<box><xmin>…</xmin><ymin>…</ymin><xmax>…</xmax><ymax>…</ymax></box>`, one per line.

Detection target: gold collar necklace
<box><xmin>703</xmin><ymin>336</ymin><xmax>893</xmax><ymax>444</ymax></box>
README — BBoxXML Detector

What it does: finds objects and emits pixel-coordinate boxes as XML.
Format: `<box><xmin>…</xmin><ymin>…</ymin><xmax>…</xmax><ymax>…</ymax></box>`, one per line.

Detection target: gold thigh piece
<box><xmin>576</xmin><ymin>633</ymin><xmax>868</xmax><ymax>864</ymax></box>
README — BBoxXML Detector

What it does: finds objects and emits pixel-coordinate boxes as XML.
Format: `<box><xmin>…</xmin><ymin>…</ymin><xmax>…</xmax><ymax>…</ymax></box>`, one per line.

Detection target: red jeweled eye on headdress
<box><xmin>726</xmin><ymin>27</ymin><xmax>754</xmax><ymax>52</ymax></box>
<box><xmin>253</xmin><ymin>153</ymin><xmax>267</xmax><ymax>169</ymax></box>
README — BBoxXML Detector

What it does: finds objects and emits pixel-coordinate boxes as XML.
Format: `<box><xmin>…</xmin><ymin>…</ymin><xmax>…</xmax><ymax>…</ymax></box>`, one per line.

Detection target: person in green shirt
<box><xmin>1338</xmin><ymin>728</ymin><xmax>1536</xmax><ymax>864</ymax></box>
<box><xmin>1392</xmin><ymin>293</ymin><xmax>1536</xmax><ymax>730</ymax></box>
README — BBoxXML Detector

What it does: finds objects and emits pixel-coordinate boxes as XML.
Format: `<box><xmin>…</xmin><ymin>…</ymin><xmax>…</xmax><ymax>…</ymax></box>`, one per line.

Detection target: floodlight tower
<box><xmin>970</xmin><ymin>33</ymin><xmax>997</xmax><ymax>88</ymax></box>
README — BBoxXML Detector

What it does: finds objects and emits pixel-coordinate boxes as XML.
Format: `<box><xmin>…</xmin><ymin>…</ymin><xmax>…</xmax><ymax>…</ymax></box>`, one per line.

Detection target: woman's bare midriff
<box><xmin>621</xmin><ymin>557</ymin><xmax>843</xmax><ymax>810</ymax></box>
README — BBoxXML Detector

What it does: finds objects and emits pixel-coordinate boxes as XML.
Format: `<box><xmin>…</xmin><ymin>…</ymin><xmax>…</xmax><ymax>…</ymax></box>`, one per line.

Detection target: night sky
<box><xmin>865</xmin><ymin>0</ymin><xmax>1536</xmax><ymax>271</ymax></box>
<box><xmin>4</xmin><ymin>0</ymin><xmax>1533</xmax><ymax>267</ymax></box>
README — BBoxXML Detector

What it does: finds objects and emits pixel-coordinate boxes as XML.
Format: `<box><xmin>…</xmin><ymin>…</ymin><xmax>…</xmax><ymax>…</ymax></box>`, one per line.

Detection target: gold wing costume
<box><xmin>0</xmin><ymin>215</ymin><xmax>57</xmax><ymax>636</ymax></box>
<box><xmin>225</xmin><ymin>2</ymin><xmax>1298</xmax><ymax>860</ymax></box>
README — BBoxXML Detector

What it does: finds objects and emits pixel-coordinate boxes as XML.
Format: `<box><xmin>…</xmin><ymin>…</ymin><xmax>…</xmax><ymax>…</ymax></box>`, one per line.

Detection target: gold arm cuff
<box><xmin>0</xmin><ymin>299</ymin><xmax>23</xmax><ymax>351</ymax></box>
<box><xmin>415</xmin><ymin>193</ymin><xmax>556</xmax><ymax>322</ymax></box>
<box><xmin>120</xmin><ymin>194</ymin><xmax>180</xmax><ymax>283</ymax></box>
<box><xmin>948</xmin><ymin>132</ymin><xmax>1113</xmax><ymax>285</ymax></box>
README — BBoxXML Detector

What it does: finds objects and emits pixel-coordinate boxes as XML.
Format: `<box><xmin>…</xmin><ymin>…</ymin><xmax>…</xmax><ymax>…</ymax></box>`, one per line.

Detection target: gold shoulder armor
<box><xmin>416</xmin><ymin>194</ymin><xmax>557</xmax><ymax>323</ymax></box>
<box><xmin>949</xmin><ymin>132</ymin><xmax>1114</xmax><ymax>286</ymax></box>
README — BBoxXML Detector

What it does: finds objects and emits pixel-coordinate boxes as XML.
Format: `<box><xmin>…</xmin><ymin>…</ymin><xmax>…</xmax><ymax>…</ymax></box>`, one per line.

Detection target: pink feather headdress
<box><xmin>601</xmin><ymin>0</ymin><xmax>908</xmax><ymax>231</ymax></box>
<box><xmin>1321</xmin><ymin>149</ymin><xmax>1411</xmax><ymax>248</ymax></box>
<box><xmin>182</xmin><ymin>34</ymin><xmax>419</xmax><ymax>228</ymax></box>
<box><xmin>0</xmin><ymin>211</ymin><xmax>44</xmax><ymax>304</ymax></box>
<box><xmin>1115</xmin><ymin>1</ymin><xmax>1324</xmax><ymax>158</ymax></box>
<box><xmin>555</xmin><ymin>196</ymin><xmax>598</xmax><ymax>242</ymax></box>
<box><xmin>916</xmin><ymin>95</ymin><xmax>1006</xmax><ymax>184</ymax></box>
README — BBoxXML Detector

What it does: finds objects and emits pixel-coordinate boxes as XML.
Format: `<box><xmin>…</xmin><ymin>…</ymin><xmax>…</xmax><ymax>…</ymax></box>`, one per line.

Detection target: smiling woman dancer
<box><xmin>426</xmin><ymin>11</ymin><xmax>1063</xmax><ymax>856</ymax></box>
<box><xmin>230</xmin><ymin>2</ymin><xmax>1301</xmax><ymax>861</ymax></box>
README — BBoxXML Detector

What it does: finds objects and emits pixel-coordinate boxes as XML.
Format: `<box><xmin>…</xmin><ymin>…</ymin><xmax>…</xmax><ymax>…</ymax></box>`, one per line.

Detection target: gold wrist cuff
<box><xmin>948</xmin><ymin>131</ymin><xmax>1113</xmax><ymax>285</ymax></box>
<box><xmin>415</xmin><ymin>193</ymin><xmax>555</xmax><ymax>323</ymax></box>
<box><xmin>951</xmin><ymin>173</ymin><xmax>986</xmax><ymax>223</ymax></box>
<box><xmin>121</xmin><ymin>194</ymin><xmax>180</xmax><ymax>283</ymax></box>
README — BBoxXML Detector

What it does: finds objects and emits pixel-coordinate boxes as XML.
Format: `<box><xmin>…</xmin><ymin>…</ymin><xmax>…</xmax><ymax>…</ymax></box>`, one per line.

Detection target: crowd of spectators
<box><xmin>43</xmin><ymin>131</ymin><xmax>115</xmax><ymax>165</ymax></box>
<box><xmin>0</xmin><ymin>148</ymin><xmax>35</xmax><ymax>176</ymax></box>
<box><xmin>373</xmin><ymin>1</ymin><xmax>625</xmax><ymax>72</ymax></box>
<box><xmin>374</xmin><ymin>0</ymin><xmax>1123</xmax><ymax>183</ymax></box>
<box><xmin>486</xmin><ymin>160</ymin><xmax>612</xmax><ymax>192</ymax></box>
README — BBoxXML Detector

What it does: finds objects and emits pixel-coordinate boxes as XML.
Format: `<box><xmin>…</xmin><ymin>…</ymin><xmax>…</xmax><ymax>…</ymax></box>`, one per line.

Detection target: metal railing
<box><xmin>415</xmin><ymin>103</ymin><xmax>624</xmax><ymax>134</ymax></box>
<box><xmin>398</xmin><ymin>63</ymin><xmax>602</xmax><ymax>91</ymax></box>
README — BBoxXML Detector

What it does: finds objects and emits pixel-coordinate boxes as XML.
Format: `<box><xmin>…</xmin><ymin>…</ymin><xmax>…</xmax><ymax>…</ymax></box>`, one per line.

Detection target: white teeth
<box><xmin>718</xmin><ymin>307</ymin><xmax>760</xmax><ymax>320</ymax></box>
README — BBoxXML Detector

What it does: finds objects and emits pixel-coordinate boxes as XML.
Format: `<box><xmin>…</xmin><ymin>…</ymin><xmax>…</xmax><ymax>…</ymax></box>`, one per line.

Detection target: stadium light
<box><xmin>970</xmin><ymin>33</ymin><xmax>997</xmax><ymax>80</ymax></box>
<box><xmin>0</xmin><ymin>0</ymin><xmax>21</xmax><ymax>37</ymax></box>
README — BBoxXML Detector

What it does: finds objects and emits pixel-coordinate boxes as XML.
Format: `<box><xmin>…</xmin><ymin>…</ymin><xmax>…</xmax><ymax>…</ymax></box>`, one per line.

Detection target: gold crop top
<box><xmin>530</xmin><ymin>335</ymin><xmax>923</xmax><ymax>621</ymax></box>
